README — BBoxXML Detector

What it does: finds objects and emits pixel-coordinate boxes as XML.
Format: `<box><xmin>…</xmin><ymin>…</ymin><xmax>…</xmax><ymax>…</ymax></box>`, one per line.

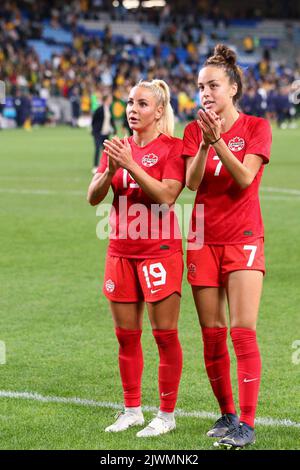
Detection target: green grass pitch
<box><xmin>0</xmin><ymin>123</ymin><xmax>299</xmax><ymax>450</ymax></box>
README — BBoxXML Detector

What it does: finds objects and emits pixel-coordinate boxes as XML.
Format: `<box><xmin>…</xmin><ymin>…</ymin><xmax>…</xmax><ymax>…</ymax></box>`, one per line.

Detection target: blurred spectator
<box><xmin>240</xmin><ymin>87</ymin><xmax>263</xmax><ymax>116</ymax></box>
<box><xmin>0</xmin><ymin>103</ymin><xmax>4</xmax><ymax>129</ymax></box>
<box><xmin>14</xmin><ymin>89</ymin><xmax>31</xmax><ymax>128</ymax></box>
<box><xmin>69</xmin><ymin>86</ymin><xmax>81</xmax><ymax>127</ymax></box>
<box><xmin>275</xmin><ymin>85</ymin><xmax>297</xmax><ymax>128</ymax></box>
<box><xmin>243</xmin><ymin>36</ymin><xmax>255</xmax><ymax>54</ymax></box>
<box><xmin>91</xmin><ymin>94</ymin><xmax>116</xmax><ymax>173</ymax></box>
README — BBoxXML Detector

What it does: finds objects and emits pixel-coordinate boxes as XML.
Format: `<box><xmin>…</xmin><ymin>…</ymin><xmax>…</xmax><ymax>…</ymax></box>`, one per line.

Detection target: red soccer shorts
<box><xmin>187</xmin><ymin>238</ymin><xmax>265</xmax><ymax>287</ymax></box>
<box><xmin>103</xmin><ymin>251</ymin><xmax>184</xmax><ymax>302</ymax></box>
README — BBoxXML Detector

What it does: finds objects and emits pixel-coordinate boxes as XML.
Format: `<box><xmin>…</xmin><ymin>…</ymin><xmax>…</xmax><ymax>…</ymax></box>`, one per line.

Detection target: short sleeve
<box><xmin>245</xmin><ymin>118</ymin><xmax>272</xmax><ymax>164</ymax></box>
<box><xmin>162</xmin><ymin>138</ymin><xmax>185</xmax><ymax>184</ymax></box>
<box><xmin>182</xmin><ymin>122</ymin><xmax>202</xmax><ymax>157</ymax></box>
<box><xmin>97</xmin><ymin>151</ymin><xmax>108</xmax><ymax>173</ymax></box>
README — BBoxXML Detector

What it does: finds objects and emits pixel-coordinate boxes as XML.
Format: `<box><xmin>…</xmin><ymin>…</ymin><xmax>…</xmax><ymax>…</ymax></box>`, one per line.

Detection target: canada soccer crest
<box><xmin>142</xmin><ymin>153</ymin><xmax>159</xmax><ymax>167</ymax></box>
<box><xmin>228</xmin><ymin>136</ymin><xmax>245</xmax><ymax>152</ymax></box>
<box><xmin>105</xmin><ymin>279</ymin><xmax>115</xmax><ymax>293</ymax></box>
<box><xmin>188</xmin><ymin>263</ymin><xmax>196</xmax><ymax>274</ymax></box>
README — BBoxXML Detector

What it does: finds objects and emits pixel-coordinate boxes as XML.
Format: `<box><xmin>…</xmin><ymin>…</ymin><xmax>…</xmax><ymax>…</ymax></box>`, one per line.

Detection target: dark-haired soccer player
<box><xmin>183</xmin><ymin>44</ymin><xmax>272</xmax><ymax>448</ymax></box>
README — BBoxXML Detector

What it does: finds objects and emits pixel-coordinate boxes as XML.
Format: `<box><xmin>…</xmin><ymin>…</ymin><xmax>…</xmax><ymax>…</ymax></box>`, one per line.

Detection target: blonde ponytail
<box><xmin>136</xmin><ymin>79</ymin><xmax>175</xmax><ymax>136</ymax></box>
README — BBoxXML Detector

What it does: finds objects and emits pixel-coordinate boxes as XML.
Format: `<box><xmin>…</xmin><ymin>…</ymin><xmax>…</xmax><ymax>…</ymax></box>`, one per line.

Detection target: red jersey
<box><xmin>97</xmin><ymin>134</ymin><xmax>185</xmax><ymax>258</ymax></box>
<box><xmin>183</xmin><ymin>113</ymin><xmax>272</xmax><ymax>244</ymax></box>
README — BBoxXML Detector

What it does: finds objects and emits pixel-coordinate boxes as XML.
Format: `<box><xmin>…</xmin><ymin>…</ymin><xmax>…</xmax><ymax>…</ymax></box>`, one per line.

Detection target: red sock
<box><xmin>202</xmin><ymin>327</ymin><xmax>236</xmax><ymax>415</ymax></box>
<box><xmin>115</xmin><ymin>327</ymin><xmax>143</xmax><ymax>408</ymax></box>
<box><xmin>152</xmin><ymin>329</ymin><xmax>183</xmax><ymax>413</ymax></box>
<box><xmin>231</xmin><ymin>327</ymin><xmax>262</xmax><ymax>428</ymax></box>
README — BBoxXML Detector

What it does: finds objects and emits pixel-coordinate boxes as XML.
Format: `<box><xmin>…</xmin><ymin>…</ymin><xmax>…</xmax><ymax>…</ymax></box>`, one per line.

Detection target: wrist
<box><xmin>201</xmin><ymin>141</ymin><xmax>209</xmax><ymax>151</ymax></box>
<box><xmin>107</xmin><ymin>168</ymin><xmax>116</xmax><ymax>177</ymax></box>
<box><xmin>210</xmin><ymin>136</ymin><xmax>222</xmax><ymax>145</ymax></box>
<box><xmin>127</xmin><ymin>161</ymin><xmax>139</xmax><ymax>174</ymax></box>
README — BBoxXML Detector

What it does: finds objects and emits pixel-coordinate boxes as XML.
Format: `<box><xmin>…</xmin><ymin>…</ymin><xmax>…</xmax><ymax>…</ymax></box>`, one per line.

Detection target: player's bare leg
<box><xmin>192</xmin><ymin>286</ymin><xmax>227</xmax><ymax>328</ymax></box>
<box><xmin>226</xmin><ymin>270</ymin><xmax>263</xmax><ymax>330</ymax></box>
<box><xmin>137</xmin><ymin>293</ymin><xmax>181</xmax><ymax>437</ymax></box>
<box><xmin>105</xmin><ymin>301</ymin><xmax>145</xmax><ymax>432</ymax></box>
<box><xmin>147</xmin><ymin>292</ymin><xmax>180</xmax><ymax>330</ymax></box>
<box><xmin>110</xmin><ymin>300</ymin><xmax>144</xmax><ymax>330</ymax></box>
<box><xmin>217</xmin><ymin>270</ymin><xmax>263</xmax><ymax>448</ymax></box>
<box><xmin>192</xmin><ymin>286</ymin><xmax>238</xmax><ymax>438</ymax></box>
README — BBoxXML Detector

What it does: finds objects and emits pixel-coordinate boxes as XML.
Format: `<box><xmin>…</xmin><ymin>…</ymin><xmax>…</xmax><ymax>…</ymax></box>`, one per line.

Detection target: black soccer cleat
<box><xmin>207</xmin><ymin>413</ymin><xmax>239</xmax><ymax>438</ymax></box>
<box><xmin>215</xmin><ymin>422</ymin><xmax>256</xmax><ymax>449</ymax></box>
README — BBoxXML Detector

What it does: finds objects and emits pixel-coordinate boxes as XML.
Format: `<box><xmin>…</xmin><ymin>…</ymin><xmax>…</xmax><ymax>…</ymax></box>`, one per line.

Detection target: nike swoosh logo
<box><xmin>161</xmin><ymin>392</ymin><xmax>174</xmax><ymax>397</ymax></box>
<box><xmin>151</xmin><ymin>289</ymin><xmax>161</xmax><ymax>294</ymax></box>
<box><xmin>223</xmin><ymin>438</ymin><xmax>236</xmax><ymax>444</ymax></box>
<box><xmin>243</xmin><ymin>378</ymin><xmax>258</xmax><ymax>383</ymax></box>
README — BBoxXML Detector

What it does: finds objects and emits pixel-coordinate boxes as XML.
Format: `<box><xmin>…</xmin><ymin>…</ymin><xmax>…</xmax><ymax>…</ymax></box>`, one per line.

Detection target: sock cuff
<box><xmin>201</xmin><ymin>326</ymin><xmax>228</xmax><ymax>341</ymax></box>
<box><xmin>152</xmin><ymin>329</ymin><xmax>179</xmax><ymax>345</ymax></box>
<box><xmin>115</xmin><ymin>327</ymin><xmax>142</xmax><ymax>341</ymax></box>
<box><xmin>152</xmin><ymin>328</ymin><xmax>178</xmax><ymax>334</ymax></box>
<box><xmin>152</xmin><ymin>329</ymin><xmax>178</xmax><ymax>338</ymax></box>
<box><xmin>230</xmin><ymin>327</ymin><xmax>260</xmax><ymax>356</ymax></box>
<box><xmin>230</xmin><ymin>327</ymin><xmax>256</xmax><ymax>340</ymax></box>
<box><xmin>115</xmin><ymin>326</ymin><xmax>142</xmax><ymax>333</ymax></box>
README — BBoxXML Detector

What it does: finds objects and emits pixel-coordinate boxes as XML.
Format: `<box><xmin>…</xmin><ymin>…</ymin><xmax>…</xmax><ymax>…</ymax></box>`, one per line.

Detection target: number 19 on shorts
<box><xmin>143</xmin><ymin>263</ymin><xmax>167</xmax><ymax>289</ymax></box>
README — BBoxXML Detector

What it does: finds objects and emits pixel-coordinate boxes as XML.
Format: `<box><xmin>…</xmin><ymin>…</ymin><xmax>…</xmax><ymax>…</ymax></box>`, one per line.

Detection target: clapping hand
<box><xmin>197</xmin><ymin>109</ymin><xmax>225</xmax><ymax>145</ymax></box>
<box><xmin>104</xmin><ymin>136</ymin><xmax>134</xmax><ymax>171</ymax></box>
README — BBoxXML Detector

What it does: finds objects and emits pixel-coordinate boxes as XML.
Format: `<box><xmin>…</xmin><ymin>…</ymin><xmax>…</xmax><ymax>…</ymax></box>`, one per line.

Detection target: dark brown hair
<box><xmin>204</xmin><ymin>44</ymin><xmax>243</xmax><ymax>104</ymax></box>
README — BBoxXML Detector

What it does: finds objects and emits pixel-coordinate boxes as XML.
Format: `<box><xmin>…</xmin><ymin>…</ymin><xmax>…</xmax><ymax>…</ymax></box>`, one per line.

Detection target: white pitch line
<box><xmin>0</xmin><ymin>191</ymin><xmax>295</xmax><ymax>203</ymax></box>
<box><xmin>0</xmin><ymin>186</ymin><xmax>300</xmax><ymax>198</ymax></box>
<box><xmin>0</xmin><ymin>390</ymin><xmax>299</xmax><ymax>429</ymax></box>
<box><xmin>259</xmin><ymin>195</ymin><xmax>300</xmax><ymax>201</ymax></box>
<box><xmin>0</xmin><ymin>188</ymin><xmax>85</xmax><ymax>196</ymax></box>
<box><xmin>0</xmin><ymin>176</ymin><xmax>82</xmax><ymax>182</ymax></box>
<box><xmin>261</xmin><ymin>187</ymin><xmax>300</xmax><ymax>196</ymax></box>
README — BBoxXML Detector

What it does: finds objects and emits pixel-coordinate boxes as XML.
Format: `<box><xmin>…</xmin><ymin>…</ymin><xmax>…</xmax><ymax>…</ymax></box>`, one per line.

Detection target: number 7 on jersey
<box><xmin>213</xmin><ymin>155</ymin><xmax>223</xmax><ymax>176</ymax></box>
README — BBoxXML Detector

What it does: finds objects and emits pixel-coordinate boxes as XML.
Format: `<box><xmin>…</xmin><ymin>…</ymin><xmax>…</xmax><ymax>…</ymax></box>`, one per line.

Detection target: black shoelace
<box><xmin>215</xmin><ymin>414</ymin><xmax>230</xmax><ymax>426</ymax></box>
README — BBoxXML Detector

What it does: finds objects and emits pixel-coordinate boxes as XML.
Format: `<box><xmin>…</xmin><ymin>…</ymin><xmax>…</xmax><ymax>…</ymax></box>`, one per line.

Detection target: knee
<box><xmin>115</xmin><ymin>327</ymin><xmax>142</xmax><ymax>348</ymax></box>
<box><xmin>199</xmin><ymin>319</ymin><xmax>227</xmax><ymax>328</ymax></box>
<box><xmin>152</xmin><ymin>329</ymin><xmax>180</xmax><ymax>348</ymax></box>
<box><xmin>201</xmin><ymin>326</ymin><xmax>229</xmax><ymax>356</ymax></box>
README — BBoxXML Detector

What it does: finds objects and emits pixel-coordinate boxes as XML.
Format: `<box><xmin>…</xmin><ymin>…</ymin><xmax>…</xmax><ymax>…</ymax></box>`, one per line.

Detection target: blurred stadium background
<box><xmin>1</xmin><ymin>0</ymin><xmax>300</xmax><ymax>129</ymax></box>
<box><xmin>0</xmin><ymin>0</ymin><xmax>300</xmax><ymax>451</ymax></box>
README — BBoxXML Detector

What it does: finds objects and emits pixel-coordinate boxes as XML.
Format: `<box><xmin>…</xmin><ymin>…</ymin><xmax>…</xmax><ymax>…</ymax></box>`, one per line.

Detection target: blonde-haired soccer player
<box><xmin>88</xmin><ymin>79</ymin><xmax>185</xmax><ymax>437</ymax></box>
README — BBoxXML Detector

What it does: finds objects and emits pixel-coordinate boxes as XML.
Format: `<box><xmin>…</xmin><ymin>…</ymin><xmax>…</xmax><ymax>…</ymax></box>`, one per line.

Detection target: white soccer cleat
<box><xmin>136</xmin><ymin>416</ymin><xmax>176</xmax><ymax>437</ymax></box>
<box><xmin>105</xmin><ymin>410</ymin><xmax>145</xmax><ymax>433</ymax></box>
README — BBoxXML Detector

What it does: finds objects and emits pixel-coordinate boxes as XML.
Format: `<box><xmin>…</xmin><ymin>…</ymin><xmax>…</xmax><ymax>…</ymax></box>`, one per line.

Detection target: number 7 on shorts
<box><xmin>243</xmin><ymin>245</ymin><xmax>257</xmax><ymax>267</ymax></box>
